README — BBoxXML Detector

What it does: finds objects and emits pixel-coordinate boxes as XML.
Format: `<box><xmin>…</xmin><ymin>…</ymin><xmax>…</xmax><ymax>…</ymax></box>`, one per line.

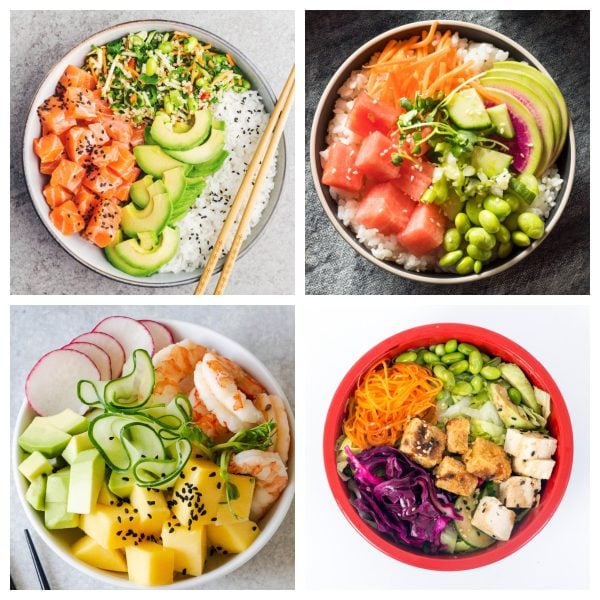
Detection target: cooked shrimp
<box><xmin>195</xmin><ymin>353</ymin><xmax>264</xmax><ymax>431</ymax></box>
<box><xmin>254</xmin><ymin>393</ymin><xmax>291</xmax><ymax>464</ymax></box>
<box><xmin>189</xmin><ymin>388</ymin><xmax>231</xmax><ymax>442</ymax></box>
<box><xmin>213</xmin><ymin>354</ymin><xmax>266</xmax><ymax>399</ymax></box>
<box><xmin>229</xmin><ymin>450</ymin><xmax>288</xmax><ymax>520</ymax></box>
<box><xmin>151</xmin><ymin>339</ymin><xmax>208</xmax><ymax>403</ymax></box>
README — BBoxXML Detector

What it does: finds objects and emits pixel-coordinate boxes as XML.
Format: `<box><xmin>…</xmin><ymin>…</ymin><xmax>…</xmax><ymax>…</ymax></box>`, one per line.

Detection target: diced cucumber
<box><xmin>471</xmin><ymin>146</ymin><xmax>513</xmax><ymax>178</ymax></box>
<box><xmin>440</xmin><ymin>523</ymin><xmax>458</xmax><ymax>553</ymax></box>
<box><xmin>486</xmin><ymin>104</ymin><xmax>515</xmax><ymax>139</ymax></box>
<box><xmin>455</xmin><ymin>540</ymin><xmax>473</xmax><ymax>553</ymax></box>
<box><xmin>454</xmin><ymin>494</ymin><xmax>495</xmax><ymax>549</ymax></box>
<box><xmin>509</xmin><ymin>174</ymin><xmax>539</xmax><ymax>204</ymax></box>
<box><xmin>447</xmin><ymin>89</ymin><xmax>492</xmax><ymax>130</ymax></box>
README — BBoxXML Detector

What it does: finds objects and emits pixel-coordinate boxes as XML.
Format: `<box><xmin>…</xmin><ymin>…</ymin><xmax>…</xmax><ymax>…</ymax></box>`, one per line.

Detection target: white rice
<box><xmin>322</xmin><ymin>36</ymin><xmax>562</xmax><ymax>272</ymax></box>
<box><xmin>160</xmin><ymin>90</ymin><xmax>275</xmax><ymax>273</ymax></box>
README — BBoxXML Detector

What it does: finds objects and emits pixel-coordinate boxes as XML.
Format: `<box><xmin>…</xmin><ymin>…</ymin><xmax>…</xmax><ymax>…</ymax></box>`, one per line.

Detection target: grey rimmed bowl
<box><xmin>23</xmin><ymin>19</ymin><xmax>286</xmax><ymax>288</ymax></box>
<box><xmin>310</xmin><ymin>20</ymin><xmax>575</xmax><ymax>284</ymax></box>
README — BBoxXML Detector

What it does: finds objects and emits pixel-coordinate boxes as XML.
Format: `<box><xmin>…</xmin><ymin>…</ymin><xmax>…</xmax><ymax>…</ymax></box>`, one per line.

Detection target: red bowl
<box><xmin>323</xmin><ymin>323</ymin><xmax>574</xmax><ymax>570</ymax></box>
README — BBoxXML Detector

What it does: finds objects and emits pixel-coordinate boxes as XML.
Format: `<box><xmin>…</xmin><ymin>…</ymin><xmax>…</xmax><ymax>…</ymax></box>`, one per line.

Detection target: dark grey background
<box><xmin>305</xmin><ymin>10</ymin><xmax>589</xmax><ymax>295</ymax></box>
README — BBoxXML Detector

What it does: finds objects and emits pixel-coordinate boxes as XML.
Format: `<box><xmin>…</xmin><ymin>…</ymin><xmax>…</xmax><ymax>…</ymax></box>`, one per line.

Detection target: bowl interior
<box><xmin>310</xmin><ymin>20</ymin><xmax>575</xmax><ymax>284</ymax></box>
<box><xmin>13</xmin><ymin>319</ymin><xmax>295</xmax><ymax>589</ymax></box>
<box><xmin>23</xmin><ymin>19</ymin><xmax>286</xmax><ymax>288</ymax></box>
<box><xmin>323</xmin><ymin>323</ymin><xmax>573</xmax><ymax>570</ymax></box>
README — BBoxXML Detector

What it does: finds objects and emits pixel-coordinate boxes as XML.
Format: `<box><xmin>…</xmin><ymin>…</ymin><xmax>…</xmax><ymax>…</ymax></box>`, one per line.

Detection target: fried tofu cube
<box><xmin>512</xmin><ymin>457</ymin><xmax>555</xmax><ymax>479</ymax></box>
<box><xmin>434</xmin><ymin>456</ymin><xmax>478</xmax><ymax>496</ymax></box>
<box><xmin>464</xmin><ymin>437</ymin><xmax>511</xmax><ymax>482</ymax></box>
<box><xmin>399</xmin><ymin>418</ymin><xmax>446</xmax><ymax>469</ymax></box>
<box><xmin>446</xmin><ymin>417</ymin><xmax>470</xmax><ymax>454</ymax></box>
<box><xmin>471</xmin><ymin>496</ymin><xmax>515</xmax><ymax>541</ymax></box>
<box><xmin>498</xmin><ymin>476</ymin><xmax>542</xmax><ymax>509</ymax></box>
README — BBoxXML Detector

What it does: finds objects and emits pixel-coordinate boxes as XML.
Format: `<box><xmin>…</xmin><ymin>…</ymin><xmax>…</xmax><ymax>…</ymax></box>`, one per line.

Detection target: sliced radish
<box><xmin>62</xmin><ymin>342</ymin><xmax>111</xmax><ymax>380</ymax></box>
<box><xmin>71</xmin><ymin>331</ymin><xmax>125</xmax><ymax>378</ymax></box>
<box><xmin>139</xmin><ymin>320</ymin><xmax>174</xmax><ymax>353</ymax></box>
<box><xmin>26</xmin><ymin>349</ymin><xmax>100</xmax><ymax>416</ymax></box>
<box><xmin>93</xmin><ymin>316</ymin><xmax>154</xmax><ymax>361</ymax></box>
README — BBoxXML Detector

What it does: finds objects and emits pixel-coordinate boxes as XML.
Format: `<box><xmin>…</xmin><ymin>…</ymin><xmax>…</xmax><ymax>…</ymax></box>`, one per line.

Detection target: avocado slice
<box><xmin>499</xmin><ymin>363</ymin><xmax>540</xmax><ymax>412</ymax></box>
<box><xmin>144</xmin><ymin>126</ymin><xmax>156</xmax><ymax>145</ymax></box>
<box><xmin>164</xmin><ymin>125</ymin><xmax>226</xmax><ymax>165</ymax></box>
<box><xmin>113</xmin><ymin>226</ymin><xmax>179</xmax><ymax>275</ymax></box>
<box><xmin>130</xmin><ymin>175</ymin><xmax>153</xmax><ymax>209</ymax></box>
<box><xmin>134</xmin><ymin>145</ymin><xmax>188</xmax><ymax>178</ymax></box>
<box><xmin>19</xmin><ymin>418</ymin><xmax>71</xmax><ymax>458</ymax></box>
<box><xmin>150</xmin><ymin>109</ymin><xmax>212</xmax><ymax>150</ymax></box>
<box><xmin>186</xmin><ymin>149</ymin><xmax>229</xmax><ymax>177</ymax></box>
<box><xmin>121</xmin><ymin>192</ymin><xmax>172</xmax><ymax>238</ymax></box>
<box><xmin>163</xmin><ymin>166</ymin><xmax>186</xmax><ymax>204</ymax></box>
<box><xmin>489</xmin><ymin>383</ymin><xmax>535</xmax><ymax>430</ymax></box>
<box><xmin>147</xmin><ymin>180</ymin><xmax>167</xmax><ymax>198</ymax></box>
<box><xmin>104</xmin><ymin>230</ymin><xmax>150</xmax><ymax>277</ymax></box>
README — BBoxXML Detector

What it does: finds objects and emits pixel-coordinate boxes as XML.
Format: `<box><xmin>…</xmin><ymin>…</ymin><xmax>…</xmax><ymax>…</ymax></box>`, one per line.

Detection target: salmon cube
<box><xmin>64</xmin><ymin>127</ymin><xmax>96</xmax><ymax>164</ymax></box>
<box><xmin>39</xmin><ymin>107</ymin><xmax>77</xmax><ymax>136</ymax></box>
<box><xmin>40</xmin><ymin>156</ymin><xmax>64</xmax><ymax>175</ymax></box>
<box><xmin>58</xmin><ymin>65</ymin><xmax>96</xmax><ymax>91</ymax></box>
<box><xmin>100</xmin><ymin>114</ymin><xmax>133</xmax><ymax>145</ymax></box>
<box><xmin>64</xmin><ymin>87</ymin><xmax>97</xmax><ymax>120</ymax></box>
<box><xmin>82</xmin><ymin>199</ymin><xmax>121</xmax><ymax>248</ymax></box>
<box><xmin>108</xmin><ymin>145</ymin><xmax>136</xmax><ymax>179</ymax></box>
<box><xmin>120</xmin><ymin>166</ymin><xmax>141</xmax><ymax>184</ymax></box>
<box><xmin>130</xmin><ymin>127</ymin><xmax>146</xmax><ymax>147</ymax></box>
<box><xmin>74</xmin><ymin>189</ymin><xmax>101</xmax><ymax>221</ymax></box>
<box><xmin>88</xmin><ymin>122</ymin><xmax>110</xmax><ymax>146</ymax></box>
<box><xmin>90</xmin><ymin>144</ymin><xmax>120</xmax><ymax>168</ymax></box>
<box><xmin>50</xmin><ymin>159</ymin><xmax>86</xmax><ymax>194</ymax></box>
<box><xmin>43</xmin><ymin>184</ymin><xmax>73</xmax><ymax>209</ymax></box>
<box><xmin>83</xmin><ymin>166</ymin><xmax>122</xmax><ymax>198</ymax></box>
<box><xmin>50</xmin><ymin>200</ymin><xmax>86</xmax><ymax>235</ymax></box>
<box><xmin>112</xmin><ymin>182</ymin><xmax>132</xmax><ymax>203</ymax></box>
<box><xmin>33</xmin><ymin>134</ymin><xmax>64</xmax><ymax>163</ymax></box>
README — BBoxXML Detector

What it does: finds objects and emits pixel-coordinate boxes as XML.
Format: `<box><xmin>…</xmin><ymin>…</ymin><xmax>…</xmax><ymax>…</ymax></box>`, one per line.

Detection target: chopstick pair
<box><xmin>24</xmin><ymin>529</ymin><xmax>51</xmax><ymax>590</ymax></box>
<box><xmin>194</xmin><ymin>65</ymin><xmax>296</xmax><ymax>295</ymax></box>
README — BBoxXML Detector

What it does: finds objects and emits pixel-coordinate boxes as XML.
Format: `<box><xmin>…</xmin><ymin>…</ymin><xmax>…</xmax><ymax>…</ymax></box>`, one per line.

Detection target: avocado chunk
<box><xmin>46</xmin><ymin>467</ymin><xmax>71</xmax><ymax>503</ymax></box>
<box><xmin>134</xmin><ymin>145</ymin><xmax>188</xmax><ymax>178</ymax></box>
<box><xmin>130</xmin><ymin>175</ymin><xmax>154</xmax><ymax>209</ymax></box>
<box><xmin>67</xmin><ymin>448</ymin><xmax>105</xmax><ymax>514</ymax></box>
<box><xmin>499</xmin><ymin>363</ymin><xmax>540</xmax><ymax>412</ymax></box>
<box><xmin>62</xmin><ymin>431</ymin><xmax>94</xmax><ymax>465</ymax></box>
<box><xmin>108</xmin><ymin>469</ymin><xmax>135</xmax><ymax>498</ymax></box>
<box><xmin>19</xmin><ymin>451</ymin><xmax>53</xmax><ymax>482</ymax></box>
<box><xmin>104</xmin><ymin>230</ymin><xmax>149</xmax><ymax>277</ymax></box>
<box><xmin>164</xmin><ymin>125</ymin><xmax>226</xmax><ymax>165</ymax></box>
<box><xmin>150</xmin><ymin>109</ymin><xmax>212</xmax><ymax>150</ymax></box>
<box><xmin>163</xmin><ymin>166</ymin><xmax>186</xmax><ymax>204</ymax></box>
<box><xmin>26</xmin><ymin>475</ymin><xmax>48</xmax><ymax>511</ymax></box>
<box><xmin>486</xmin><ymin>104</ymin><xmax>515</xmax><ymax>139</ymax></box>
<box><xmin>44</xmin><ymin>408</ymin><xmax>88</xmax><ymax>435</ymax></box>
<box><xmin>45</xmin><ymin>501</ymin><xmax>80</xmax><ymax>529</ymax></box>
<box><xmin>489</xmin><ymin>383</ymin><xmax>535</xmax><ymax>430</ymax></box>
<box><xmin>121</xmin><ymin>192</ymin><xmax>172</xmax><ymax>238</ymax></box>
<box><xmin>113</xmin><ymin>226</ymin><xmax>180</xmax><ymax>275</ymax></box>
<box><xmin>19</xmin><ymin>418</ymin><xmax>72</xmax><ymax>458</ymax></box>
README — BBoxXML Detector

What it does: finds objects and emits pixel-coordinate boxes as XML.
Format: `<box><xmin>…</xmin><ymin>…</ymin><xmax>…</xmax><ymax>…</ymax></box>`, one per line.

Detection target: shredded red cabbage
<box><xmin>344</xmin><ymin>445</ymin><xmax>460</xmax><ymax>553</ymax></box>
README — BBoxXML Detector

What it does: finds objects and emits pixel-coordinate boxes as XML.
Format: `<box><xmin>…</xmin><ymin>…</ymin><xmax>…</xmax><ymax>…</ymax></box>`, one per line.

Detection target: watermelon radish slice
<box><xmin>93</xmin><ymin>316</ymin><xmax>154</xmax><ymax>360</ymax></box>
<box><xmin>62</xmin><ymin>342</ymin><xmax>111</xmax><ymax>380</ymax></box>
<box><xmin>26</xmin><ymin>349</ymin><xmax>100</xmax><ymax>416</ymax></box>
<box><xmin>71</xmin><ymin>331</ymin><xmax>125</xmax><ymax>378</ymax></box>
<box><xmin>139</xmin><ymin>320</ymin><xmax>174</xmax><ymax>353</ymax></box>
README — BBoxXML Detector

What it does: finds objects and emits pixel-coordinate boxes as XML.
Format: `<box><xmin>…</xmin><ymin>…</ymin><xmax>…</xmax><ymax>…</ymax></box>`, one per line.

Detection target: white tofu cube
<box><xmin>471</xmin><ymin>496</ymin><xmax>516</xmax><ymax>541</ymax></box>
<box><xmin>513</xmin><ymin>457</ymin><xmax>555</xmax><ymax>479</ymax></box>
<box><xmin>498</xmin><ymin>476</ymin><xmax>541</xmax><ymax>509</ymax></box>
<box><xmin>504</xmin><ymin>428</ymin><xmax>523</xmax><ymax>456</ymax></box>
<box><xmin>516</xmin><ymin>432</ymin><xmax>557</xmax><ymax>460</ymax></box>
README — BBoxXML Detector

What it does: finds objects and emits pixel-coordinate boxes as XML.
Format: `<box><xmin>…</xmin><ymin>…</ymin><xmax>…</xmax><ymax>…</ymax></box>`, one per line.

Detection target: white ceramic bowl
<box><xmin>23</xmin><ymin>20</ymin><xmax>286</xmax><ymax>287</ymax></box>
<box><xmin>12</xmin><ymin>319</ymin><xmax>295</xmax><ymax>589</ymax></box>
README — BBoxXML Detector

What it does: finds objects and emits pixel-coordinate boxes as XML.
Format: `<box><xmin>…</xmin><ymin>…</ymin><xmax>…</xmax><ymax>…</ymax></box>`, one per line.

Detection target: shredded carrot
<box><xmin>424</xmin><ymin>60</ymin><xmax>474</xmax><ymax>97</ymax></box>
<box><xmin>343</xmin><ymin>360</ymin><xmax>442</xmax><ymax>450</ymax></box>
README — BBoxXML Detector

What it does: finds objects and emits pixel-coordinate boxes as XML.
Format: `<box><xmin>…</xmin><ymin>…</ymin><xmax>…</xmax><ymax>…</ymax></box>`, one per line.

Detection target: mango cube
<box><xmin>161</xmin><ymin>517</ymin><xmax>207</xmax><ymax>576</ymax></box>
<box><xmin>130</xmin><ymin>486</ymin><xmax>171</xmax><ymax>536</ymax></box>
<box><xmin>80</xmin><ymin>503</ymin><xmax>141</xmax><ymax>549</ymax></box>
<box><xmin>125</xmin><ymin>542</ymin><xmax>174</xmax><ymax>586</ymax></box>
<box><xmin>207</xmin><ymin>521</ymin><xmax>260</xmax><ymax>554</ymax></box>
<box><xmin>216</xmin><ymin>474</ymin><xmax>255</xmax><ymax>525</ymax></box>
<box><xmin>71</xmin><ymin>535</ymin><xmax>127</xmax><ymax>572</ymax></box>
<box><xmin>97</xmin><ymin>479</ymin><xmax>119</xmax><ymax>506</ymax></box>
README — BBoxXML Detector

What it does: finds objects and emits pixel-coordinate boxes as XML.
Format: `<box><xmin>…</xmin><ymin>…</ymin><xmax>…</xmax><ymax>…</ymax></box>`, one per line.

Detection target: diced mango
<box><xmin>216</xmin><ymin>474</ymin><xmax>255</xmax><ymax>525</ymax></box>
<box><xmin>207</xmin><ymin>521</ymin><xmax>260</xmax><ymax>554</ymax></box>
<box><xmin>161</xmin><ymin>517</ymin><xmax>207</xmax><ymax>576</ymax></box>
<box><xmin>125</xmin><ymin>542</ymin><xmax>175</xmax><ymax>586</ymax></box>
<box><xmin>130</xmin><ymin>486</ymin><xmax>171</xmax><ymax>536</ymax></box>
<box><xmin>97</xmin><ymin>479</ymin><xmax>119</xmax><ymax>506</ymax></box>
<box><xmin>71</xmin><ymin>535</ymin><xmax>128</xmax><ymax>572</ymax></box>
<box><xmin>80</xmin><ymin>503</ymin><xmax>141</xmax><ymax>549</ymax></box>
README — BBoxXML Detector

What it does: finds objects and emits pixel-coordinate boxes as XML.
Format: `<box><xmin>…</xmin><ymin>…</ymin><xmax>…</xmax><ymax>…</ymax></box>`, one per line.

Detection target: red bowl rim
<box><xmin>323</xmin><ymin>323</ymin><xmax>574</xmax><ymax>571</ymax></box>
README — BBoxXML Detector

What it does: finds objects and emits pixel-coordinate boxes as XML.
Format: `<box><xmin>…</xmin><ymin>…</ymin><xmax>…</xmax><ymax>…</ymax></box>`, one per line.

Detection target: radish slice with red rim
<box><xmin>139</xmin><ymin>320</ymin><xmax>174</xmax><ymax>353</ymax></box>
<box><xmin>71</xmin><ymin>331</ymin><xmax>125</xmax><ymax>378</ymax></box>
<box><xmin>92</xmin><ymin>316</ymin><xmax>154</xmax><ymax>361</ymax></box>
<box><xmin>62</xmin><ymin>342</ymin><xmax>112</xmax><ymax>381</ymax></box>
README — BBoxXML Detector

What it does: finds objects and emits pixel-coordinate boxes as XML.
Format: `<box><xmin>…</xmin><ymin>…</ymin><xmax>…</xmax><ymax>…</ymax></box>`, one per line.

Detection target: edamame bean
<box><xmin>496</xmin><ymin>224</ymin><xmax>511</xmax><ymax>244</ymax></box>
<box><xmin>470</xmin><ymin>374</ymin><xmax>484</xmax><ymax>393</ymax></box>
<box><xmin>497</xmin><ymin>241</ymin><xmax>513</xmax><ymax>259</ymax></box>
<box><xmin>452</xmin><ymin>381</ymin><xmax>473</xmax><ymax>396</ymax></box>
<box><xmin>517</xmin><ymin>212</ymin><xmax>545</xmax><ymax>240</ymax></box>
<box><xmin>512</xmin><ymin>231</ymin><xmax>531</xmax><ymax>247</ymax></box>
<box><xmin>503</xmin><ymin>213</ymin><xmax>520</xmax><ymax>231</ymax></box>
<box><xmin>455</xmin><ymin>256</ymin><xmax>475</xmax><ymax>275</ymax></box>
<box><xmin>435</xmin><ymin>344</ymin><xmax>446</xmax><ymax>356</ymax></box>
<box><xmin>395</xmin><ymin>351</ymin><xmax>417</xmax><ymax>363</ymax></box>
<box><xmin>443</xmin><ymin>228</ymin><xmax>462</xmax><ymax>252</ymax></box>
<box><xmin>159</xmin><ymin>41</ymin><xmax>173</xmax><ymax>53</ymax></box>
<box><xmin>508</xmin><ymin>387</ymin><xmax>522</xmax><ymax>405</ymax></box>
<box><xmin>468</xmin><ymin>349</ymin><xmax>483</xmax><ymax>375</ymax></box>
<box><xmin>483</xmin><ymin>195</ymin><xmax>511</xmax><ymax>220</ymax></box>
<box><xmin>423</xmin><ymin>351</ymin><xmax>440</xmax><ymax>364</ymax></box>
<box><xmin>433</xmin><ymin>364</ymin><xmax>455</xmax><ymax>389</ymax></box>
<box><xmin>467</xmin><ymin>228</ymin><xmax>496</xmax><ymax>251</ymax></box>
<box><xmin>455</xmin><ymin>212</ymin><xmax>470</xmax><ymax>235</ymax></box>
<box><xmin>457</xmin><ymin>343</ymin><xmax>477</xmax><ymax>355</ymax></box>
<box><xmin>448</xmin><ymin>359</ymin><xmax>469</xmax><ymax>375</ymax></box>
<box><xmin>467</xmin><ymin>244</ymin><xmax>492</xmax><ymax>262</ymax></box>
<box><xmin>474</xmin><ymin>390</ymin><xmax>490</xmax><ymax>404</ymax></box>
<box><xmin>479</xmin><ymin>210</ymin><xmax>501</xmax><ymax>234</ymax></box>
<box><xmin>145</xmin><ymin>57</ymin><xmax>158</xmax><ymax>76</ymax></box>
<box><xmin>505</xmin><ymin>192</ymin><xmax>521</xmax><ymax>212</ymax></box>
<box><xmin>480</xmin><ymin>365</ymin><xmax>501</xmax><ymax>380</ymax></box>
<box><xmin>439</xmin><ymin>250</ymin><xmax>463</xmax><ymax>268</ymax></box>
<box><xmin>415</xmin><ymin>349</ymin><xmax>426</xmax><ymax>365</ymax></box>
<box><xmin>441</xmin><ymin>351</ymin><xmax>465</xmax><ymax>364</ymax></box>
<box><xmin>473</xmin><ymin>260</ymin><xmax>483</xmax><ymax>274</ymax></box>
<box><xmin>465</xmin><ymin>198</ymin><xmax>482</xmax><ymax>225</ymax></box>
<box><xmin>444</xmin><ymin>339</ymin><xmax>458</xmax><ymax>353</ymax></box>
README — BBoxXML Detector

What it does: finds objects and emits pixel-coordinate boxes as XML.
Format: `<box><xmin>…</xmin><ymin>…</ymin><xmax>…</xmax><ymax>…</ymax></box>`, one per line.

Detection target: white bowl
<box><xmin>22</xmin><ymin>20</ymin><xmax>286</xmax><ymax>288</ymax></box>
<box><xmin>12</xmin><ymin>319</ymin><xmax>295</xmax><ymax>589</ymax></box>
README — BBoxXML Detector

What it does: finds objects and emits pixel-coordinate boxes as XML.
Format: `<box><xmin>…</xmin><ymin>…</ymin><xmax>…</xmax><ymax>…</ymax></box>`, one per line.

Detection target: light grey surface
<box><xmin>10</xmin><ymin>305</ymin><xmax>294</xmax><ymax>590</ymax></box>
<box><xmin>10</xmin><ymin>10</ymin><xmax>295</xmax><ymax>295</ymax></box>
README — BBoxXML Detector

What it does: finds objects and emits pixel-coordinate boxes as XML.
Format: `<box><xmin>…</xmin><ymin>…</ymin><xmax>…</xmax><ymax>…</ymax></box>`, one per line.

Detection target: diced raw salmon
<box><xmin>112</xmin><ymin>182</ymin><xmax>132</xmax><ymax>202</ymax></box>
<box><xmin>88</xmin><ymin>122</ymin><xmax>110</xmax><ymax>146</ymax></box>
<box><xmin>40</xmin><ymin>156</ymin><xmax>64</xmax><ymax>175</ymax></box>
<box><xmin>39</xmin><ymin>107</ymin><xmax>77</xmax><ymax>136</ymax></box>
<box><xmin>108</xmin><ymin>145</ymin><xmax>136</xmax><ymax>179</ymax></box>
<box><xmin>74</xmin><ymin>188</ymin><xmax>100</xmax><ymax>221</ymax></box>
<box><xmin>58</xmin><ymin>65</ymin><xmax>96</xmax><ymax>92</ymax></box>
<box><xmin>43</xmin><ymin>183</ymin><xmax>73</xmax><ymax>209</ymax></box>
<box><xmin>99</xmin><ymin>114</ymin><xmax>133</xmax><ymax>145</ymax></box>
<box><xmin>90</xmin><ymin>144</ymin><xmax>121</xmax><ymax>167</ymax></box>
<box><xmin>50</xmin><ymin>158</ymin><xmax>85</xmax><ymax>193</ymax></box>
<box><xmin>64</xmin><ymin>127</ymin><xmax>96</xmax><ymax>164</ymax></box>
<box><xmin>82</xmin><ymin>199</ymin><xmax>121</xmax><ymax>248</ymax></box>
<box><xmin>64</xmin><ymin>87</ymin><xmax>97</xmax><ymax>120</ymax></box>
<box><xmin>33</xmin><ymin>134</ymin><xmax>64</xmax><ymax>163</ymax></box>
<box><xmin>83</xmin><ymin>166</ymin><xmax>122</xmax><ymax>198</ymax></box>
<box><xmin>50</xmin><ymin>200</ymin><xmax>86</xmax><ymax>235</ymax></box>
<box><xmin>90</xmin><ymin>90</ymin><xmax>112</xmax><ymax>114</ymax></box>
<box><xmin>120</xmin><ymin>165</ymin><xmax>141</xmax><ymax>184</ymax></box>
<box><xmin>130</xmin><ymin>127</ymin><xmax>146</xmax><ymax>147</ymax></box>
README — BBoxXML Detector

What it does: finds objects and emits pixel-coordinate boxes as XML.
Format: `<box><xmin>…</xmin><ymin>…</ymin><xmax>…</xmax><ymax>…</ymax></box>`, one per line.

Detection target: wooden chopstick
<box><xmin>194</xmin><ymin>65</ymin><xmax>295</xmax><ymax>295</ymax></box>
<box><xmin>24</xmin><ymin>529</ymin><xmax>51</xmax><ymax>590</ymax></box>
